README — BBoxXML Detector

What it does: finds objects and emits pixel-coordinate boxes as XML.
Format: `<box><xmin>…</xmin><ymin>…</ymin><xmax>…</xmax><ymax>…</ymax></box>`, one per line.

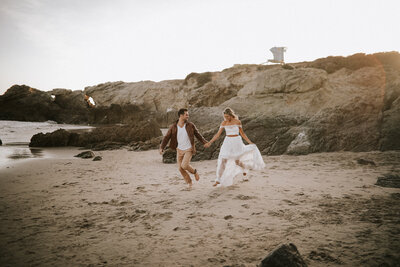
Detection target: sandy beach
<box><xmin>0</xmin><ymin>148</ymin><xmax>399</xmax><ymax>266</ymax></box>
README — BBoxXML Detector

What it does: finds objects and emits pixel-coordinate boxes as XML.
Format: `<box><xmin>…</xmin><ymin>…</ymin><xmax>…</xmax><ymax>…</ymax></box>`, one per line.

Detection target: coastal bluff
<box><xmin>1</xmin><ymin>52</ymin><xmax>399</xmax><ymax>155</ymax></box>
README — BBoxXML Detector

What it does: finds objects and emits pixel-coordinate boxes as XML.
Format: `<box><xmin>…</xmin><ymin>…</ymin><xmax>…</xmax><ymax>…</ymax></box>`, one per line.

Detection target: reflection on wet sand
<box><xmin>6</xmin><ymin>147</ymin><xmax>44</xmax><ymax>160</ymax></box>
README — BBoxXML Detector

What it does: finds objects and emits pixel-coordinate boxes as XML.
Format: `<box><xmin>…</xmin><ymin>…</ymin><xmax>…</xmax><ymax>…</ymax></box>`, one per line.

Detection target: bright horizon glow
<box><xmin>0</xmin><ymin>0</ymin><xmax>399</xmax><ymax>95</ymax></box>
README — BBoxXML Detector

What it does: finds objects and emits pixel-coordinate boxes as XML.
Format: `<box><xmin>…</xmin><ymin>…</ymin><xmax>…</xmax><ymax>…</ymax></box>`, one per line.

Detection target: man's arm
<box><xmin>160</xmin><ymin>126</ymin><xmax>172</xmax><ymax>153</ymax></box>
<box><xmin>192</xmin><ymin>123</ymin><xmax>208</xmax><ymax>144</ymax></box>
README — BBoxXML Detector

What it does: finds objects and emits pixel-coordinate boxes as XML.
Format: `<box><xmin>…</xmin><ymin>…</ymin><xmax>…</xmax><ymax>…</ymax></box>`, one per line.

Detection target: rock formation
<box><xmin>2</xmin><ymin>52</ymin><xmax>399</xmax><ymax>155</ymax></box>
<box><xmin>0</xmin><ymin>85</ymin><xmax>89</xmax><ymax>124</ymax></box>
<box><xmin>29</xmin><ymin>120</ymin><xmax>162</xmax><ymax>150</ymax></box>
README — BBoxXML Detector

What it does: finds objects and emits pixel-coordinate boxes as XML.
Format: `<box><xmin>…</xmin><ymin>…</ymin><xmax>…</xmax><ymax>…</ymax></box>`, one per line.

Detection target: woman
<box><xmin>204</xmin><ymin>108</ymin><xmax>265</xmax><ymax>186</ymax></box>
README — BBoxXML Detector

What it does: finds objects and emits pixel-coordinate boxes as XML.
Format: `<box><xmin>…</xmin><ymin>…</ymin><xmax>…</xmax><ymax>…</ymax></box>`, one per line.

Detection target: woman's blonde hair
<box><xmin>223</xmin><ymin>107</ymin><xmax>238</xmax><ymax>120</ymax></box>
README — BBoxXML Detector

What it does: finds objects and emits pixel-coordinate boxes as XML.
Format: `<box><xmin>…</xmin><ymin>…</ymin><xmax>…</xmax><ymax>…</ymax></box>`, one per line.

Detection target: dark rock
<box><xmin>48</xmin><ymin>89</ymin><xmax>90</xmax><ymax>123</ymax></box>
<box><xmin>357</xmin><ymin>159</ymin><xmax>376</xmax><ymax>166</ymax></box>
<box><xmin>162</xmin><ymin>149</ymin><xmax>177</xmax><ymax>164</ymax></box>
<box><xmin>375</xmin><ymin>173</ymin><xmax>400</xmax><ymax>188</ymax></box>
<box><xmin>80</xmin><ymin>119</ymin><xmax>161</xmax><ymax>145</ymax></box>
<box><xmin>93</xmin><ymin>156</ymin><xmax>102</xmax><ymax>161</ymax></box>
<box><xmin>260</xmin><ymin>243</ymin><xmax>307</xmax><ymax>267</ymax></box>
<box><xmin>241</xmin><ymin>115</ymin><xmax>303</xmax><ymax>156</ymax></box>
<box><xmin>30</xmin><ymin>129</ymin><xmax>78</xmax><ymax>147</ymax></box>
<box><xmin>0</xmin><ymin>85</ymin><xmax>90</xmax><ymax>124</ymax></box>
<box><xmin>0</xmin><ymin>85</ymin><xmax>56</xmax><ymax>122</ymax></box>
<box><xmin>129</xmin><ymin>136</ymin><xmax>162</xmax><ymax>151</ymax></box>
<box><xmin>90</xmin><ymin>141</ymin><xmax>126</xmax><ymax>151</ymax></box>
<box><xmin>29</xmin><ymin>120</ymin><xmax>162</xmax><ymax>150</ymax></box>
<box><xmin>192</xmin><ymin>129</ymin><xmax>223</xmax><ymax>161</ymax></box>
<box><xmin>88</xmin><ymin>103</ymin><xmax>148</xmax><ymax>125</ymax></box>
<box><xmin>74</xmin><ymin>151</ymin><xmax>95</xmax><ymax>159</ymax></box>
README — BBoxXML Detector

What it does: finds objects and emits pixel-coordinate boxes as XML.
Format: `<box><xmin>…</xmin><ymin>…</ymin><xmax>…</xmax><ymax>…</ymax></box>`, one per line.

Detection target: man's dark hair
<box><xmin>178</xmin><ymin>108</ymin><xmax>188</xmax><ymax>117</ymax></box>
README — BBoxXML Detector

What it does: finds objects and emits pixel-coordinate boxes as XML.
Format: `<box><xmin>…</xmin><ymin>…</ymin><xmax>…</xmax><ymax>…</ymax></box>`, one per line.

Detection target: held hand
<box><xmin>204</xmin><ymin>142</ymin><xmax>211</xmax><ymax>148</ymax></box>
<box><xmin>159</xmin><ymin>148</ymin><xmax>164</xmax><ymax>155</ymax></box>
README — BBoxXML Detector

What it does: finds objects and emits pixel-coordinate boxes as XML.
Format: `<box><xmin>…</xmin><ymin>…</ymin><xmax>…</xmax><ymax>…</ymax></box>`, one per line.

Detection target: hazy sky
<box><xmin>0</xmin><ymin>0</ymin><xmax>399</xmax><ymax>94</ymax></box>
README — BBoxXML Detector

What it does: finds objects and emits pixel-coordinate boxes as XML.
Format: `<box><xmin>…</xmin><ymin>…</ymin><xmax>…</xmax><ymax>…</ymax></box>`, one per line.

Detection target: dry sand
<box><xmin>0</xmin><ymin>148</ymin><xmax>399</xmax><ymax>266</ymax></box>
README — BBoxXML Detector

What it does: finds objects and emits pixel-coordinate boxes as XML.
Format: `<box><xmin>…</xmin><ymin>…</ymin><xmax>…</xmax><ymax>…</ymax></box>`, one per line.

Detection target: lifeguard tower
<box><xmin>268</xmin><ymin>47</ymin><xmax>287</xmax><ymax>64</ymax></box>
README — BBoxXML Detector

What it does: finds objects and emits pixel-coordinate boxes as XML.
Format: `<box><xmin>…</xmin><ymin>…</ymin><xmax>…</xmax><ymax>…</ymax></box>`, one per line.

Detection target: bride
<box><xmin>204</xmin><ymin>108</ymin><xmax>265</xmax><ymax>186</ymax></box>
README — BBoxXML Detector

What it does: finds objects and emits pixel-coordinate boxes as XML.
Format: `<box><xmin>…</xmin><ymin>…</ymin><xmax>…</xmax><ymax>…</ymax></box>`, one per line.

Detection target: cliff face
<box><xmin>1</xmin><ymin>52</ymin><xmax>399</xmax><ymax>154</ymax></box>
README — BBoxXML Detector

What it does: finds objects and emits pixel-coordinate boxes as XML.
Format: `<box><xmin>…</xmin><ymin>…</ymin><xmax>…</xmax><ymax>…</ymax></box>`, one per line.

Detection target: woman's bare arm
<box><xmin>239</xmin><ymin>125</ymin><xmax>253</xmax><ymax>144</ymax></box>
<box><xmin>204</xmin><ymin>127</ymin><xmax>224</xmax><ymax>147</ymax></box>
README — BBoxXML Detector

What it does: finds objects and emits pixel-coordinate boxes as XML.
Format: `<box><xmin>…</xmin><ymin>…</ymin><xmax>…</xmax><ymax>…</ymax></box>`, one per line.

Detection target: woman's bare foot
<box><xmin>213</xmin><ymin>182</ymin><xmax>220</xmax><ymax>187</ymax></box>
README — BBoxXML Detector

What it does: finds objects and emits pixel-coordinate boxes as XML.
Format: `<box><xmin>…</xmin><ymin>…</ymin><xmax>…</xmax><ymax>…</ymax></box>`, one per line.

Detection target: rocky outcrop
<box><xmin>4</xmin><ymin>52</ymin><xmax>400</xmax><ymax>154</ymax></box>
<box><xmin>0</xmin><ymin>85</ymin><xmax>57</xmax><ymax>122</ymax></box>
<box><xmin>48</xmin><ymin>88</ymin><xmax>90</xmax><ymax>123</ymax></box>
<box><xmin>159</xmin><ymin>52</ymin><xmax>400</xmax><ymax>159</ymax></box>
<box><xmin>29</xmin><ymin>120</ymin><xmax>162</xmax><ymax>150</ymax></box>
<box><xmin>0</xmin><ymin>85</ymin><xmax>90</xmax><ymax>124</ymax></box>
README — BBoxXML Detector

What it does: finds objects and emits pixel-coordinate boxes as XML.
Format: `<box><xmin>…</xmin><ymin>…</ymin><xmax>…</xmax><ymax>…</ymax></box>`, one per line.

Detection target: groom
<box><xmin>159</xmin><ymin>108</ymin><xmax>208</xmax><ymax>188</ymax></box>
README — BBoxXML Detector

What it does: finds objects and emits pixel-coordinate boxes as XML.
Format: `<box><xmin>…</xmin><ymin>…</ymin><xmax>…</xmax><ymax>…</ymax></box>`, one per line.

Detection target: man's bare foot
<box><xmin>194</xmin><ymin>169</ymin><xmax>200</xmax><ymax>181</ymax></box>
<box><xmin>213</xmin><ymin>182</ymin><xmax>220</xmax><ymax>187</ymax></box>
<box><xmin>188</xmin><ymin>183</ymin><xmax>193</xmax><ymax>190</ymax></box>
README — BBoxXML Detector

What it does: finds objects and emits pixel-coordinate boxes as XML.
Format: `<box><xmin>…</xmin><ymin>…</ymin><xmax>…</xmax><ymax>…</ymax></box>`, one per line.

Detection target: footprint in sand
<box><xmin>209</xmin><ymin>191</ymin><xmax>222</xmax><ymax>199</ymax></box>
<box><xmin>136</xmin><ymin>186</ymin><xmax>147</xmax><ymax>193</ymax></box>
<box><xmin>173</xmin><ymin>226</ymin><xmax>190</xmax><ymax>231</ymax></box>
<box><xmin>152</xmin><ymin>211</ymin><xmax>173</xmax><ymax>221</ymax></box>
<box><xmin>282</xmin><ymin>199</ymin><xmax>299</xmax><ymax>206</ymax></box>
<box><xmin>235</xmin><ymin>194</ymin><xmax>256</xmax><ymax>200</ymax></box>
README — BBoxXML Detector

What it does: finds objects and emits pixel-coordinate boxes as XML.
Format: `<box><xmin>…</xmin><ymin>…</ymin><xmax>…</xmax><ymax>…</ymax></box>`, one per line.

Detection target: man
<box><xmin>159</xmin><ymin>108</ymin><xmax>208</xmax><ymax>188</ymax></box>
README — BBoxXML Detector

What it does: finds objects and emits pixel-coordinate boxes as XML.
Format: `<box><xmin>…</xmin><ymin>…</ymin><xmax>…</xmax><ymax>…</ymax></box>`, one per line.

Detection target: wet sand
<box><xmin>0</xmin><ymin>149</ymin><xmax>399</xmax><ymax>266</ymax></box>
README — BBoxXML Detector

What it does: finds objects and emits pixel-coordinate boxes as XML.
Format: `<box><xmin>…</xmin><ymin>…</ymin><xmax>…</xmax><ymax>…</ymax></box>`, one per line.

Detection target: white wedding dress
<box><xmin>215</xmin><ymin>124</ymin><xmax>265</xmax><ymax>186</ymax></box>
